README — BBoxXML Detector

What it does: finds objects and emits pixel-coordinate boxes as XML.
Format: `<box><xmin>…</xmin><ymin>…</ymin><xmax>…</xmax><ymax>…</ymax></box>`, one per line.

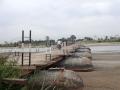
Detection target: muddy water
<box><xmin>90</xmin><ymin>45</ymin><xmax>120</xmax><ymax>70</ymax></box>
<box><xmin>80</xmin><ymin>45</ymin><xmax>120</xmax><ymax>90</ymax></box>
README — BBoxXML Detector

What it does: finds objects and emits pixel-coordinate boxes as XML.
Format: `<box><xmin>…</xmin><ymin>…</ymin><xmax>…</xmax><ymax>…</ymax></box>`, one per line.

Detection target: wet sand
<box><xmin>80</xmin><ymin>47</ymin><xmax>120</xmax><ymax>90</ymax></box>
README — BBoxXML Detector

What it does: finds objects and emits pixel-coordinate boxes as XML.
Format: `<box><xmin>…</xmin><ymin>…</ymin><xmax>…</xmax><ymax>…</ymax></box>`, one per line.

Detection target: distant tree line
<box><xmin>96</xmin><ymin>36</ymin><xmax>120</xmax><ymax>43</ymax></box>
<box><xmin>1</xmin><ymin>35</ymin><xmax>120</xmax><ymax>47</ymax></box>
<box><xmin>0</xmin><ymin>35</ymin><xmax>77</xmax><ymax>47</ymax></box>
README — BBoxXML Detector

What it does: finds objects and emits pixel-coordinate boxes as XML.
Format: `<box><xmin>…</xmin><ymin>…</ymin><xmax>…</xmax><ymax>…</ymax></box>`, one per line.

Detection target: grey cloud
<box><xmin>0</xmin><ymin>0</ymin><xmax>120</xmax><ymax>42</ymax></box>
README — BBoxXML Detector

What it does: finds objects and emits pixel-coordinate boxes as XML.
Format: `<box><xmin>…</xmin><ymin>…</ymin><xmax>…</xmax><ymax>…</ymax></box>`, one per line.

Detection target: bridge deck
<box><xmin>0</xmin><ymin>43</ymin><xmax>80</xmax><ymax>73</ymax></box>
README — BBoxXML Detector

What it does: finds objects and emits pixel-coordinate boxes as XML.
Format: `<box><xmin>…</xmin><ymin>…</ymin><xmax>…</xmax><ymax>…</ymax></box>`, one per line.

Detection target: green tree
<box><xmin>70</xmin><ymin>35</ymin><xmax>76</xmax><ymax>43</ymax></box>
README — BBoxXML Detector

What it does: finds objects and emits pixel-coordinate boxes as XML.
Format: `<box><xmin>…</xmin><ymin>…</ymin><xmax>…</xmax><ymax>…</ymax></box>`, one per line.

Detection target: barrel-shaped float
<box><xmin>76</xmin><ymin>48</ymin><xmax>91</xmax><ymax>53</ymax></box>
<box><xmin>28</xmin><ymin>69</ymin><xmax>84</xmax><ymax>90</ymax></box>
<box><xmin>57</xmin><ymin>57</ymin><xmax>93</xmax><ymax>71</ymax></box>
<box><xmin>74</xmin><ymin>52</ymin><xmax>92</xmax><ymax>59</ymax></box>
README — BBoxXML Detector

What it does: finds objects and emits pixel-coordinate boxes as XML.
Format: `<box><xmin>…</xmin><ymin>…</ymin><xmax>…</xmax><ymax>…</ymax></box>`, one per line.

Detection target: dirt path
<box><xmin>80</xmin><ymin>52</ymin><xmax>120</xmax><ymax>90</ymax></box>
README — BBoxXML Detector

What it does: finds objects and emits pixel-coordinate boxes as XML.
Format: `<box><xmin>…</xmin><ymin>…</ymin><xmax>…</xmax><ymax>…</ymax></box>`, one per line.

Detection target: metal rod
<box><xmin>22</xmin><ymin>30</ymin><xmax>24</xmax><ymax>43</ymax></box>
<box><xmin>22</xmin><ymin>30</ymin><xmax>24</xmax><ymax>66</ymax></box>
<box><xmin>29</xmin><ymin>30</ymin><xmax>31</xmax><ymax>66</ymax></box>
<box><xmin>30</xmin><ymin>30</ymin><xmax>31</xmax><ymax>43</ymax></box>
<box><xmin>29</xmin><ymin>52</ymin><xmax>31</xmax><ymax>66</ymax></box>
<box><xmin>22</xmin><ymin>53</ymin><xmax>24</xmax><ymax>66</ymax></box>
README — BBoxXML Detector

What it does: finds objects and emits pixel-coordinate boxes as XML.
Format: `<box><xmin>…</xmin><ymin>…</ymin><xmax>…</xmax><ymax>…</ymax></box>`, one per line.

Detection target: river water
<box><xmin>90</xmin><ymin>45</ymin><xmax>120</xmax><ymax>53</ymax></box>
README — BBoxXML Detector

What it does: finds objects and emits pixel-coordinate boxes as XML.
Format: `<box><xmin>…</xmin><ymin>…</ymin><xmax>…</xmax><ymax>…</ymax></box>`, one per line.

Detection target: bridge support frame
<box><xmin>21</xmin><ymin>30</ymin><xmax>32</xmax><ymax>66</ymax></box>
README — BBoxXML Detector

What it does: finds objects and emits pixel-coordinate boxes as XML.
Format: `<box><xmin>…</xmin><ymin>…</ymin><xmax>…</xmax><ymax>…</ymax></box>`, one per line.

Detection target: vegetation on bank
<box><xmin>77</xmin><ymin>35</ymin><xmax>120</xmax><ymax>45</ymax></box>
<box><xmin>80</xmin><ymin>40</ymin><xmax>120</xmax><ymax>45</ymax></box>
<box><xmin>0</xmin><ymin>56</ymin><xmax>21</xmax><ymax>90</ymax></box>
<box><xmin>0</xmin><ymin>56</ymin><xmax>61</xmax><ymax>90</ymax></box>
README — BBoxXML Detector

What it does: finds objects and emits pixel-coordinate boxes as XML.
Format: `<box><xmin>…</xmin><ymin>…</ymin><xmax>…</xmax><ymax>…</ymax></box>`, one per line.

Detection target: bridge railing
<box><xmin>0</xmin><ymin>41</ymin><xmax>80</xmax><ymax>53</ymax></box>
<box><xmin>0</xmin><ymin>42</ymin><xmax>81</xmax><ymax>66</ymax></box>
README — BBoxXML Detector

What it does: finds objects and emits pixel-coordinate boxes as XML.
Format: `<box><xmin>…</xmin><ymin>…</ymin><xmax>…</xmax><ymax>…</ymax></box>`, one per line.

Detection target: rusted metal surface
<box><xmin>28</xmin><ymin>68</ymin><xmax>84</xmax><ymax>90</ymax></box>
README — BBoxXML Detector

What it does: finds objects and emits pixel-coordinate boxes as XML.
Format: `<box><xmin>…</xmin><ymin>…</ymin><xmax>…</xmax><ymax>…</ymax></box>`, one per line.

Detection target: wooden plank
<box><xmin>3</xmin><ymin>78</ymin><xmax>27</xmax><ymax>85</ymax></box>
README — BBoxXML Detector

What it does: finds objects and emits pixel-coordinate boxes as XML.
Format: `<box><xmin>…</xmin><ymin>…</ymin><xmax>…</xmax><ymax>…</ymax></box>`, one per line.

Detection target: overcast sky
<box><xmin>0</xmin><ymin>0</ymin><xmax>120</xmax><ymax>42</ymax></box>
